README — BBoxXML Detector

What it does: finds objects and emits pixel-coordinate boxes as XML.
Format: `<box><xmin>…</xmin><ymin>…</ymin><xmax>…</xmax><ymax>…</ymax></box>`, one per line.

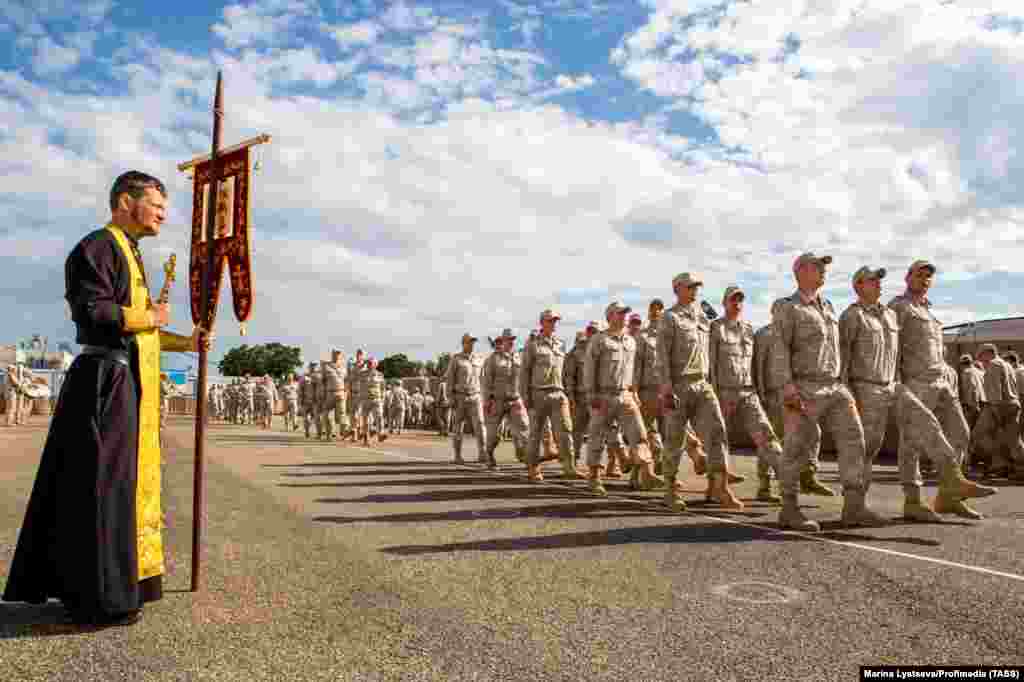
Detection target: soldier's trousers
<box><xmin>900</xmin><ymin>376</ymin><xmax>969</xmax><ymax>494</ymax></box>
<box><xmin>360</xmin><ymin>399</ymin><xmax>385</xmax><ymax>435</ymax></box>
<box><xmin>974</xmin><ymin>403</ymin><xmax>1024</xmax><ymax>471</ymax></box>
<box><xmin>570</xmin><ymin>394</ymin><xmax>589</xmax><ymax>460</ymax></box>
<box><xmin>780</xmin><ymin>381</ymin><xmax>864</xmax><ymax>497</ymax></box>
<box><xmin>390</xmin><ymin>408</ymin><xmax>406</xmax><ymax>433</ymax></box>
<box><xmin>527</xmin><ymin>389</ymin><xmax>574</xmax><ymax>467</ymax></box>
<box><xmin>451</xmin><ymin>395</ymin><xmax>485</xmax><ymax>457</ymax></box>
<box><xmin>437</xmin><ymin>405</ymin><xmax>450</xmax><ymax>435</ymax></box>
<box><xmin>766</xmin><ymin>388</ymin><xmax>822</xmax><ymax>471</ymax></box>
<box><xmin>410</xmin><ymin>406</ymin><xmax>422</xmax><ymax>426</ymax></box>
<box><xmin>587</xmin><ymin>391</ymin><xmax>649</xmax><ymax>468</ymax></box>
<box><xmin>638</xmin><ymin>387</ymin><xmax>665</xmax><ymax>463</ymax></box>
<box><xmin>486</xmin><ymin>397</ymin><xmax>529</xmax><ymax>460</ymax></box>
<box><xmin>285</xmin><ymin>399</ymin><xmax>299</xmax><ymax>430</ymax></box>
<box><xmin>320</xmin><ymin>393</ymin><xmax>349</xmax><ymax>439</ymax></box>
<box><xmin>663</xmin><ymin>378</ymin><xmax>730</xmax><ymax>476</ymax></box>
<box><xmin>720</xmin><ymin>388</ymin><xmax>780</xmax><ymax>480</ymax></box>
<box><xmin>302</xmin><ymin>403</ymin><xmax>320</xmax><ymax>437</ymax></box>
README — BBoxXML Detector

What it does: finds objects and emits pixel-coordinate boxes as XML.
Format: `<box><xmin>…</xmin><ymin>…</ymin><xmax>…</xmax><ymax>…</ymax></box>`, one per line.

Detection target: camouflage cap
<box><xmin>852</xmin><ymin>266</ymin><xmax>887</xmax><ymax>285</ymax></box>
<box><xmin>959</xmin><ymin>354</ymin><xmax>973</xmax><ymax>364</ymax></box>
<box><xmin>792</xmin><ymin>252</ymin><xmax>833</xmax><ymax>273</ymax></box>
<box><xmin>721</xmin><ymin>285</ymin><xmax>745</xmax><ymax>304</ymax></box>
<box><xmin>498</xmin><ymin>327</ymin><xmax>517</xmax><ymax>340</ymax></box>
<box><xmin>908</xmin><ymin>259</ymin><xmax>936</xmax><ymax>275</ymax></box>
<box><xmin>461</xmin><ymin>333</ymin><xmax>478</xmax><ymax>343</ymax></box>
<box><xmin>978</xmin><ymin>343</ymin><xmax>998</xmax><ymax>356</ymax></box>
<box><xmin>605</xmin><ymin>300</ymin><xmax>632</xmax><ymax>317</ymax></box>
<box><xmin>671</xmin><ymin>272</ymin><xmax>703</xmax><ymax>289</ymax></box>
<box><xmin>628</xmin><ymin>313</ymin><xmax>643</xmax><ymax>325</ymax></box>
<box><xmin>1006</xmin><ymin>351</ymin><xmax>1020</xmax><ymax>363</ymax></box>
<box><xmin>539</xmin><ymin>308</ymin><xmax>561</xmax><ymax>321</ymax></box>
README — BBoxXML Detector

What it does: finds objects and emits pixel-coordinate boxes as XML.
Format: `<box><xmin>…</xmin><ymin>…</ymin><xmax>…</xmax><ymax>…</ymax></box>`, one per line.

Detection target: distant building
<box><xmin>944</xmin><ymin>317</ymin><xmax>1024</xmax><ymax>362</ymax></box>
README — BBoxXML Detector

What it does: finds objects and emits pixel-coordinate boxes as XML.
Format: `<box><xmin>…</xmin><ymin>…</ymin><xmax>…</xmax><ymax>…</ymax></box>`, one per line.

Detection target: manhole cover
<box><xmin>710</xmin><ymin>581</ymin><xmax>804</xmax><ymax>605</ymax></box>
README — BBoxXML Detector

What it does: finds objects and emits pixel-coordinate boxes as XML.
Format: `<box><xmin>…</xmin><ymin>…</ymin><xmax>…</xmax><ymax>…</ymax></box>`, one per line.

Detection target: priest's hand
<box><xmin>191</xmin><ymin>326</ymin><xmax>215</xmax><ymax>352</ymax></box>
<box><xmin>152</xmin><ymin>303</ymin><xmax>170</xmax><ymax>328</ymax></box>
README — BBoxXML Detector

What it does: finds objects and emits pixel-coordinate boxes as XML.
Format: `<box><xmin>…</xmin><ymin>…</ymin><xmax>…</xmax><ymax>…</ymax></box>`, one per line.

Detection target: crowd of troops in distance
<box><xmin>200</xmin><ymin>254</ymin><xmax>1024</xmax><ymax>533</ymax></box>
<box><xmin>2</xmin><ymin>362</ymin><xmax>39</xmax><ymax>427</ymax></box>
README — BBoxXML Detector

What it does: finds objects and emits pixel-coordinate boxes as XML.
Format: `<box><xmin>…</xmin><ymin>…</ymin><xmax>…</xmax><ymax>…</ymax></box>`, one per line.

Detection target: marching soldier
<box><xmin>260</xmin><ymin>375</ymin><xmax>277</xmax><ymax>429</ymax></box>
<box><xmin>890</xmin><ymin>260</ymin><xmax>997</xmax><ymax>519</ymax></box>
<box><xmin>657</xmin><ymin>273</ymin><xmax>742</xmax><ymax>511</ymax></box>
<box><xmin>321</xmin><ymin>349</ymin><xmax>350</xmax><ymax>440</ymax></box>
<box><xmin>771</xmin><ymin>253</ymin><xmax>881</xmax><ymax>530</ymax></box>
<box><xmin>482</xmin><ymin>328</ymin><xmax>529</xmax><ymax>468</ymax></box>
<box><xmin>445</xmin><ymin>334</ymin><xmax>486</xmax><ymax>464</ymax></box>
<box><xmin>633</xmin><ymin>304</ymin><xmax>668</xmax><ymax>474</ymax></box>
<box><xmin>710</xmin><ymin>286</ymin><xmax>782</xmax><ymax>503</ymax></box>
<box><xmin>360</xmin><ymin>357</ymin><xmax>388</xmax><ymax>444</ymax></box>
<box><xmin>974</xmin><ymin>344</ymin><xmax>1024</xmax><ymax>480</ymax></box>
<box><xmin>436</xmin><ymin>378</ymin><xmax>451</xmax><ymax>436</ymax></box>
<box><xmin>303</xmin><ymin>362</ymin><xmax>322</xmax><ymax>439</ymax></box>
<box><xmin>563</xmin><ymin>328</ymin><xmax>592</xmax><ymax>464</ymax></box>
<box><xmin>520</xmin><ymin>310</ymin><xmax>583</xmax><ymax>481</ymax></box>
<box><xmin>390</xmin><ymin>381</ymin><xmax>409</xmax><ymax>435</ymax></box>
<box><xmin>282</xmin><ymin>373</ymin><xmax>300</xmax><ymax>431</ymax></box>
<box><xmin>583</xmin><ymin>302</ymin><xmax>663</xmax><ymax>495</ymax></box>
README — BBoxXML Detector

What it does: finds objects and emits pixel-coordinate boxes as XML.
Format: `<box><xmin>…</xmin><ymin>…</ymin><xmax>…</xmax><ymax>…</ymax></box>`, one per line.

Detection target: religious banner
<box><xmin>188</xmin><ymin>146</ymin><xmax>254</xmax><ymax>331</ymax></box>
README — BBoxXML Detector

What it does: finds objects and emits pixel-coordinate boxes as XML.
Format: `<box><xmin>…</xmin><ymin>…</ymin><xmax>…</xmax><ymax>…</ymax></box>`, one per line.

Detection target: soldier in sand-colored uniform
<box><xmin>281</xmin><ymin>374</ymin><xmax>300</xmax><ymax>431</ymax></box>
<box><xmin>771</xmin><ymin>253</ymin><xmax>882</xmax><ymax>531</ymax></box>
<box><xmin>973</xmin><ymin>345</ymin><xmax>1024</xmax><ymax>480</ymax></box>
<box><xmin>563</xmin><ymin>327</ymin><xmax>593</xmax><ymax>464</ymax></box>
<box><xmin>656</xmin><ymin>273</ymin><xmax>743</xmax><ymax>511</ymax></box>
<box><xmin>321</xmin><ymin>350</ymin><xmax>350</xmax><ymax>440</ymax></box>
<box><xmin>709</xmin><ymin>286</ymin><xmax>782</xmax><ymax>504</ymax></box>
<box><xmin>445</xmin><ymin>334</ymin><xmax>487</xmax><ymax>464</ymax></box>
<box><xmin>889</xmin><ymin>260</ymin><xmax>998</xmax><ymax>519</ymax></box>
<box><xmin>359</xmin><ymin>357</ymin><xmax>388</xmax><ymax>445</ymax></box>
<box><xmin>482</xmin><ymin>328</ymin><xmax>530</xmax><ymax>468</ymax></box>
<box><xmin>583</xmin><ymin>302</ymin><xmax>664</xmax><ymax>496</ymax></box>
<box><xmin>520</xmin><ymin>310</ymin><xmax>585</xmax><ymax>482</ymax></box>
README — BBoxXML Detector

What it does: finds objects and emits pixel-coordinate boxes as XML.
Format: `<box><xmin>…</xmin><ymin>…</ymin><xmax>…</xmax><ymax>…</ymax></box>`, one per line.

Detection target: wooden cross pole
<box><xmin>178</xmin><ymin>73</ymin><xmax>270</xmax><ymax>591</ymax></box>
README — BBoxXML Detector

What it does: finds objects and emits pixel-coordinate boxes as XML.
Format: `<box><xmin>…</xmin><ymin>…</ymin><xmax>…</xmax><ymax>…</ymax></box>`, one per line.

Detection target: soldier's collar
<box><xmin>902</xmin><ymin>289</ymin><xmax>931</xmax><ymax>307</ymax></box>
<box><xmin>796</xmin><ymin>289</ymin><xmax>822</xmax><ymax>305</ymax></box>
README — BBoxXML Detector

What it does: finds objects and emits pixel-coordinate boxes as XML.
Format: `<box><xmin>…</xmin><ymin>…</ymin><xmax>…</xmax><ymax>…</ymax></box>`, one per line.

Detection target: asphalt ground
<box><xmin>1</xmin><ymin>414</ymin><xmax>1023</xmax><ymax>681</ymax></box>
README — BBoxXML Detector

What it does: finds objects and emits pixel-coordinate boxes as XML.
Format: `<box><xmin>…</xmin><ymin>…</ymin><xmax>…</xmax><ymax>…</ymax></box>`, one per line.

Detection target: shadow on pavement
<box><xmin>319</xmin><ymin>487</ymin><xmax>583</xmax><ymax>504</ymax></box>
<box><xmin>262</xmin><ymin>461</ymin><xmax>443</xmax><ymax>468</ymax></box>
<box><xmin>277</xmin><ymin>468</ymin><xmax>463</xmax><ymax>477</ymax></box>
<box><xmin>0</xmin><ymin>602</ymin><xmax>91</xmax><ymax>640</ymax></box>
<box><xmin>313</xmin><ymin>500</ymin><xmax>681</xmax><ymax>525</ymax></box>
<box><xmin>210</xmin><ymin>435</ymin><xmax>311</xmax><ymax>445</ymax></box>
<box><xmin>280</xmin><ymin>476</ymin><xmax>538</xmax><ymax>488</ymax></box>
<box><xmin>380</xmin><ymin>522</ymin><xmax>797</xmax><ymax>555</ymax></box>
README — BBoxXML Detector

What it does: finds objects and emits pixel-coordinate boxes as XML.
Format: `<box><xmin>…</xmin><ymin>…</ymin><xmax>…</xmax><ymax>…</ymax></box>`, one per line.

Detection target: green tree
<box><xmin>378</xmin><ymin>353</ymin><xmax>418</xmax><ymax>380</ymax></box>
<box><xmin>218</xmin><ymin>343</ymin><xmax>302</xmax><ymax>380</ymax></box>
<box><xmin>435</xmin><ymin>352</ymin><xmax>451</xmax><ymax>377</ymax></box>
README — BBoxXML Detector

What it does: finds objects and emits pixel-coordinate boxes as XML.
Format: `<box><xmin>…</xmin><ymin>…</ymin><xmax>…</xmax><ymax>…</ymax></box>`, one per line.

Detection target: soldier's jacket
<box><xmin>423</xmin><ymin>393</ymin><xmax>435</xmax><ymax>409</ymax></box>
<box><xmin>634</xmin><ymin>327</ymin><xmax>660</xmax><ymax>389</ymax></box>
<box><xmin>520</xmin><ymin>334</ymin><xmax>568</xmax><ymax>395</ymax></box>
<box><xmin>445</xmin><ymin>351</ymin><xmax>484</xmax><ymax>396</ymax></box>
<box><xmin>436</xmin><ymin>380</ymin><xmax>449</xmax><ymax>406</ymax></box>
<box><xmin>352</xmin><ymin>365</ymin><xmax>370</xmax><ymax>402</ymax></box>
<box><xmin>282</xmin><ymin>382</ymin><xmax>299</xmax><ymax>402</ymax></box>
<box><xmin>983</xmin><ymin>357</ymin><xmax>1019</xmax><ymax>406</ymax></box>
<box><xmin>770</xmin><ymin>291</ymin><xmax>841</xmax><ymax>387</ymax></box>
<box><xmin>482</xmin><ymin>350</ymin><xmax>522</xmax><ymax>400</ymax></box>
<box><xmin>583</xmin><ymin>330</ymin><xmax>638</xmax><ymax>394</ymax></box>
<box><xmin>243</xmin><ymin>381</ymin><xmax>256</xmax><ymax>399</ymax></box>
<box><xmin>261</xmin><ymin>382</ymin><xmax>277</xmax><ymax>401</ymax></box>
<box><xmin>365</xmin><ymin>370</ymin><xmax>386</xmax><ymax>401</ymax></box>
<box><xmin>888</xmin><ymin>293</ymin><xmax>946</xmax><ymax>383</ymax></box>
<box><xmin>391</xmin><ymin>387</ymin><xmax>409</xmax><ymax>410</ymax></box>
<box><xmin>322</xmin><ymin>362</ymin><xmax>347</xmax><ymax>396</ymax></box>
<box><xmin>410</xmin><ymin>393</ymin><xmax>424</xmax><ymax>408</ymax></box>
<box><xmin>656</xmin><ymin>301</ymin><xmax>711</xmax><ymax>386</ymax></box>
<box><xmin>708</xmin><ymin>318</ymin><xmax>755</xmax><ymax>392</ymax></box>
<box><xmin>838</xmin><ymin>301</ymin><xmax>900</xmax><ymax>385</ymax></box>
<box><xmin>959</xmin><ymin>366</ymin><xmax>985</xmax><ymax>409</ymax></box>
<box><xmin>561</xmin><ymin>340</ymin><xmax>588</xmax><ymax>396</ymax></box>
<box><xmin>308</xmin><ymin>373</ymin><xmax>323</xmax><ymax>403</ymax></box>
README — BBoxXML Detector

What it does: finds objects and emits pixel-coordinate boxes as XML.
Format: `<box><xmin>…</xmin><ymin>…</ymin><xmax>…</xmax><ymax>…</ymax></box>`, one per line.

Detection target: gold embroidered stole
<box><xmin>106</xmin><ymin>224</ymin><xmax>164</xmax><ymax>581</ymax></box>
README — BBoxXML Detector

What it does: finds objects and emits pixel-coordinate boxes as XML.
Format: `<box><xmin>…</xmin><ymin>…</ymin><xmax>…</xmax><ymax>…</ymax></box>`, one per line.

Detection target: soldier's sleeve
<box><xmin>481</xmin><ymin>356</ymin><xmax>493</xmax><ymax>397</ymax></box>
<box><xmin>838</xmin><ymin>306</ymin><xmax>858</xmax><ymax>386</ymax></box>
<box><xmin>771</xmin><ymin>303</ymin><xmax>795</xmax><ymax>387</ymax></box>
<box><xmin>519</xmin><ymin>343</ymin><xmax>533</xmax><ymax>399</ymax></box>
<box><xmin>655</xmin><ymin>314</ymin><xmax>672</xmax><ymax>387</ymax></box>
<box><xmin>582</xmin><ymin>334</ymin><xmax>598</xmax><ymax>398</ymax></box>
<box><xmin>708</xmin><ymin>321</ymin><xmax>720</xmax><ymax>394</ymax></box>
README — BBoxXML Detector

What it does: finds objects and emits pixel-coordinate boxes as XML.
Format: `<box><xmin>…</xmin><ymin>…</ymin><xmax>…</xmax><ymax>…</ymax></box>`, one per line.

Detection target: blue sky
<box><xmin>2</xmin><ymin>0</ymin><xmax>1024</xmax><ymax>372</ymax></box>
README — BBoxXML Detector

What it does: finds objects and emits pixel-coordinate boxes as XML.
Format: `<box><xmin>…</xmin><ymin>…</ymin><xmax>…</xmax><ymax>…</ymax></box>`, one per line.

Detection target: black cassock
<box><xmin>3</xmin><ymin>228</ymin><xmax>162</xmax><ymax>619</ymax></box>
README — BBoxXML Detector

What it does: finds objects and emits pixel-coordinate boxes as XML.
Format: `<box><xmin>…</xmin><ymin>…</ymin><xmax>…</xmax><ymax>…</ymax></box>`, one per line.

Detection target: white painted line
<box><xmin>711</xmin><ymin>581</ymin><xmax>805</xmax><ymax>605</ymax></box>
<box><xmin>303</xmin><ymin>440</ymin><xmax>1024</xmax><ymax>584</ymax></box>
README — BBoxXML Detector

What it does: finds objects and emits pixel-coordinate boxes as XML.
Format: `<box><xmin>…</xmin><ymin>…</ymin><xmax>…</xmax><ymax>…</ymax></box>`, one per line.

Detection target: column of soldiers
<box><xmin>428</xmin><ymin>256</ymin><xmax>1010</xmax><ymax>530</ymax></box>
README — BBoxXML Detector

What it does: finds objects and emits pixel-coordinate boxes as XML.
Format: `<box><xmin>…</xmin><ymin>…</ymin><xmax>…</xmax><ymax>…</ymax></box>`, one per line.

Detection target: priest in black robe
<box><xmin>3</xmin><ymin>171</ymin><xmax>208</xmax><ymax>627</ymax></box>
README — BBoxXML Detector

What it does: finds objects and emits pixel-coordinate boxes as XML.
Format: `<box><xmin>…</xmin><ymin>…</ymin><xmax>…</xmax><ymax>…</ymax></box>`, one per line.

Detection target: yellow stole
<box><xmin>106</xmin><ymin>224</ymin><xmax>164</xmax><ymax>581</ymax></box>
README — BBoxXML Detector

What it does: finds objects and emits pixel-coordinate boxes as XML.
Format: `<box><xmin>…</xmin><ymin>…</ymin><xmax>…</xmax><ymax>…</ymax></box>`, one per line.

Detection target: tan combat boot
<box><xmin>903</xmin><ymin>489</ymin><xmax>942</xmax><ymax>523</ymax></box>
<box><xmin>778</xmin><ymin>495</ymin><xmax>819</xmax><ymax>532</ymax></box>
<box><xmin>800</xmin><ymin>466</ymin><xmax>836</xmax><ymax>496</ymax></box>
<box><xmin>588</xmin><ymin>465</ymin><xmax>608</xmax><ymax>497</ymax></box>
<box><xmin>933</xmin><ymin>463</ymin><xmax>996</xmax><ymax>519</ymax></box>
<box><xmin>840</xmin><ymin>488</ymin><xmax>887</xmax><ymax>527</ymax></box>
<box><xmin>633</xmin><ymin>457</ymin><xmax>664</xmax><ymax>491</ymax></box>
<box><xmin>709</xmin><ymin>472</ymin><xmax>744</xmax><ymax>510</ymax></box>
<box><xmin>560</xmin><ymin>455</ymin><xmax>587</xmax><ymax>480</ymax></box>
<box><xmin>755</xmin><ymin>476</ymin><xmax>781</xmax><ymax>504</ymax></box>
<box><xmin>663</xmin><ymin>474</ymin><xmax>687</xmax><ymax>512</ymax></box>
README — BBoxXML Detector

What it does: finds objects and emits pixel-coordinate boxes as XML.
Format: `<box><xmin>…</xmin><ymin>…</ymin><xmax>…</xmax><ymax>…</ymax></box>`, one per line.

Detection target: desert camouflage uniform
<box><xmin>321</xmin><ymin>361</ymin><xmax>349</xmax><ymax>439</ymax></box>
<box><xmin>563</xmin><ymin>336</ymin><xmax>590</xmax><ymax>461</ymax></box>
<box><xmin>361</xmin><ymin>369</ymin><xmax>387</xmax><ymax>439</ymax></box>
<box><xmin>282</xmin><ymin>379</ymin><xmax>299</xmax><ymax>431</ymax></box>
<box><xmin>634</xmin><ymin>325</ymin><xmax>665</xmax><ymax>467</ymax></box>
<box><xmin>482</xmin><ymin>347</ymin><xmax>529</xmax><ymax>465</ymax></box>
<box><xmin>520</xmin><ymin>333</ymin><xmax>575</xmax><ymax>471</ymax></box>
<box><xmin>582</xmin><ymin>329</ymin><xmax>650</xmax><ymax>469</ymax></box>
<box><xmin>445</xmin><ymin>351</ymin><xmax>486</xmax><ymax>462</ymax></box>
<box><xmin>974</xmin><ymin>356</ymin><xmax>1024</xmax><ymax>474</ymax></box>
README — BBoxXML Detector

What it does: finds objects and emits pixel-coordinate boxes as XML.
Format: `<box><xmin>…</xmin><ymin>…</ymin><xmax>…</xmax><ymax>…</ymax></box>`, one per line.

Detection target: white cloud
<box><xmin>31</xmin><ymin>36</ymin><xmax>81</xmax><ymax>75</ymax></box>
<box><xmin>328</xmin><ymin>19</ymin><xmax>379</xmax><ymax>46</ymax></box>
<box><xmin>212</xmin><ymin>0</ymin><xmax>319</xmax><ymax>49</ymax></box>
